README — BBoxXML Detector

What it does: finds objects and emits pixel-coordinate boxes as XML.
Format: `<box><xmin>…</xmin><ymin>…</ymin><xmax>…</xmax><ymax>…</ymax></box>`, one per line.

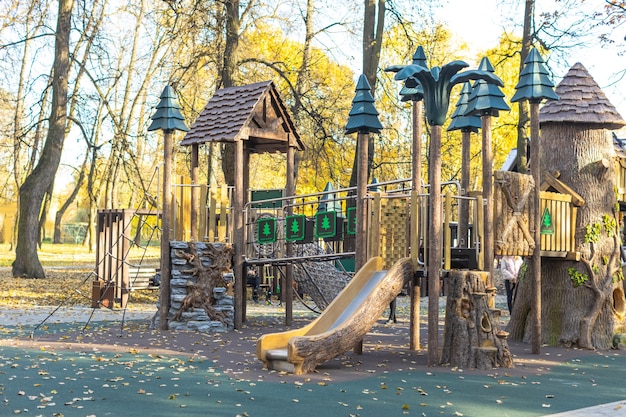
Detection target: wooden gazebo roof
<box><xmin>540</xmin><ymin>63</ymin><xmax>625</xmax><ymax>130</ymax></box>
<box><xmin>180</xmin><ymin>80</ymin><xmax>304</xmax><ymax>153</ymax></box>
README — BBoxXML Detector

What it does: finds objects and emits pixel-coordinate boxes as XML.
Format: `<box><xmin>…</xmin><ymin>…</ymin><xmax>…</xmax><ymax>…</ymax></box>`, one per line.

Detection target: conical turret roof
<box><xmin>539</xmin><ymin>63</ymin><xmax>625</xmax><ymax>129</ymax></box>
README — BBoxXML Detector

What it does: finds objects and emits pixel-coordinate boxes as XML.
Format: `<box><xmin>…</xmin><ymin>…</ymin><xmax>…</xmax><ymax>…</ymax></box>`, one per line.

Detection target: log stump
<box><xmin>441</xmin><ymin>270</ymin><xmax>513</xmax><ymax>369</ymax></box>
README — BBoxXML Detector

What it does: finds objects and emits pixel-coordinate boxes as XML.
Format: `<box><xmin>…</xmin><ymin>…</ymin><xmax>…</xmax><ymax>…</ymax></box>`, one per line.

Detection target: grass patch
<box><xmin>0</xmin><ymin>243</ymin><xmax>159</xmax><ymax>308</ymax></box>
<box><xmin>0</xmin><ymin>242</ymin><xmax>160</xmax><ymax>267</ymax></box>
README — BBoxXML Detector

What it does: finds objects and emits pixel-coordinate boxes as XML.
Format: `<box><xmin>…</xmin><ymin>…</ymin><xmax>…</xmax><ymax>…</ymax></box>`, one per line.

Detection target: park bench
<box><xmin>128</xmin><ymin>267</ymin><xmax>160</xmax><ymax>290</ymax></box>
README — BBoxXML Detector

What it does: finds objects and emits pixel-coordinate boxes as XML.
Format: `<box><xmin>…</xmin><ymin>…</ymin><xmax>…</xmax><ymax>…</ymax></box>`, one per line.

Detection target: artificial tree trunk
<box><xmin>508</xmin><ymin>124</ymin><xmax>626</xmax><ymax>348</ymax></box>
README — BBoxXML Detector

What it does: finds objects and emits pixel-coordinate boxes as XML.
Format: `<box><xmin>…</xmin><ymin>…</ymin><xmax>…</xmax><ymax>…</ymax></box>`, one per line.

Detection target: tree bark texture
<box><xmin>441</xmin><ymin>270</ymin><xmax>513</xmax><ymax>369</ymax></box>
<box><xmin>515</xmin><ymin>0</ymin><xmax>534</xmax><ymax>173</ymax></box>
<box><xmin>172</xmin><ymin>242</ymin><xmax>233</xmax><ymax>323</ymax></box>
<box><xmin>347</xmin><ymin>0</ymin><xmax>385</xmax><ymax>190</ymax></box>
<box><xmin>508</xmin><ymin>124</ymin><xmax>626</xmax><ymax>348</ymax></box>
<box><xmin>12</xmin><ymin>0</ymin><xmax>74</xmax><ymax>278</ymax></box>
<box><xmin>493</xmin><ymin>171</ymin><xmax>536</xmax><ymax>256</ymax></box>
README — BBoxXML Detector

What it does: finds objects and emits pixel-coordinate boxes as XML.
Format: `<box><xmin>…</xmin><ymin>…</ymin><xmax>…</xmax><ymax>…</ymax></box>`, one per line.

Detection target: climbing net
<box><xmin>31</xmin><ymin>169</ymin><xmax>162</xmax><ymax>337</ymax></box>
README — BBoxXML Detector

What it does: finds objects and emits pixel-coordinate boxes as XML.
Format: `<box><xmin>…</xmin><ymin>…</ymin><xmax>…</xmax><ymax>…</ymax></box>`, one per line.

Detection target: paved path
<box><xmin>544</xmin><ymin>400</ymin><xmax>626</xmax><ymax>416</ymax></box>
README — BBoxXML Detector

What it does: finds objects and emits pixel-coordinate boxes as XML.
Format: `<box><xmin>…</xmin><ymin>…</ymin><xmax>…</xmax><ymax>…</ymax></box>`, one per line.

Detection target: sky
<box><xmin>435</xmin><ymin>0</ymin><xmax>626</xmax><ymax>120</ymax></box>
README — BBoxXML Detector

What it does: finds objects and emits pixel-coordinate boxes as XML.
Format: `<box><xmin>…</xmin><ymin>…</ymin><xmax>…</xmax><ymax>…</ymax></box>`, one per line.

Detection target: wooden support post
<box><xmin>119</xmin><ymin>210</ymin><xmax>131</xmax><ymax>308</ymax></box>
<box><xmin>285</xmin><ymin>141</ymin><xmax>295</xmax><ymax>326</ymax></box>
<box><xmin>459</xmin><ymin>130</ymin><xmax>471</xmax><ymax>247</ymax></box>
<box><xmin>530</xmin><ymin>101</ymin><xmax>542</xmax><ymax>354</ymax></box>
<box><xmin>190</xmin><ymin>144</ymin><xmax>199</xmax><ymax>241</ymax></box>
<box><xmin>355</xmin><ymin>132</ymin><xmax>369</xmax><ymax>272</ymax></box>
<box><xmin>428</xmin><ymin>125</ymin><xmax>443</xmax><ymax>366</ymax></box>
<box><xmin>242</xmin><ymin>149</ymin><xmax>250</xmax><ymax>323</ymax></box>
<box><xmin>208</xmin><ymin>186</ymin><xmax>216</xmax><ymax>242</ymax></box>
<box><xmin>159</xmin><ymin>130</ymin><xmax>173</xmax><ymax>330</ymax></box>
<box><xmin>219</xmin><ymin>186</ymin><xmax>228</xmax><ymax>242</ymax></box>
<box><xmin>481</xmin><ymin>115</ymin><xmax>494</xmax><ymax>283</ymax></box>
<box><xmin>444</xmin><ymin>190</ymin><xmax>452</xmax><ymax>270</ymax></box>
<box><xmin>369</xmin><ymin>193</ymin><xmax>382</xmax><ymax>259</ymax></box>
<box><xmin>410</xmin><ymin>100</ymin><xmax>423</xmax><ymax>352</ymax></box>
<box><xmin>234</xmin><ymin>139</ymin><xmax>245</xmax><ymax>329</ymax></box>
<box><xmin>199</xmin><ymin>184</ymin><xmax>207</xmax><ymax>240</ymax></box>
<box><xmin>354</xmin><ymin>131</ymin><xmax>370</xmax><ymax>356</ymax></box>
<box><xmin>410</xmin><ymin>190</ymin><xmax>421</xmax><ymax>350</ymax></box>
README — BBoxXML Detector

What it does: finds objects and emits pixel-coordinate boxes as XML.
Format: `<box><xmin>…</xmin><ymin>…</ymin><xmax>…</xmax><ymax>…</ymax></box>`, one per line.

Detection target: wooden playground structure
<box><xmin>91</xmin><ymin>58</ymin><xmax>626</xmax><ymax>371</ymax></box>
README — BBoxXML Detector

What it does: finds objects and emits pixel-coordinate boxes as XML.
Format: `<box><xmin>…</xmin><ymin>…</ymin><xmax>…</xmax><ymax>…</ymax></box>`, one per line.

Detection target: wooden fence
<box><xmin>171</xmin><ymin>179</ymin><xmax>232</xmax><ymax>242</ymax></box>
<box><xmin>494</xmin><ymin>171</ymin><xmax>579</xmax><ymax>259</ymax></box>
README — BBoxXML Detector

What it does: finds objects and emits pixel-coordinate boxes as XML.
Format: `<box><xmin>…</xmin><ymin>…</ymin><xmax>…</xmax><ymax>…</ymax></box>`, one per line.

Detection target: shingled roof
<box><xmin>180</xmin><ymin>80</ymin><xmax>303</xmax><ymax>153</ymax></box>
<box><xmin>539</xmin><ymin>63</ymin><xmax>625</xmax><ymax>130</ymax></box>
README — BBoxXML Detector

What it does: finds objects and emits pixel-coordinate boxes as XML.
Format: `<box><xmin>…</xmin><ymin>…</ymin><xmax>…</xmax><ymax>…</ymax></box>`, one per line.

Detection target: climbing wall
<box><xmin>377</xmin><ymin>197</ymin><xmax>410</xmax><ymax>269</ymax></box>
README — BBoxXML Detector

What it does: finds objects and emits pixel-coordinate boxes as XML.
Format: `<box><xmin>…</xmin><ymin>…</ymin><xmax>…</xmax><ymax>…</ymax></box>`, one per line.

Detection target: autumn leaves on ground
<box><xmin>0</xmin><ymin>243</ymin><xmax>159</xmax><ymax>308</ymax></box>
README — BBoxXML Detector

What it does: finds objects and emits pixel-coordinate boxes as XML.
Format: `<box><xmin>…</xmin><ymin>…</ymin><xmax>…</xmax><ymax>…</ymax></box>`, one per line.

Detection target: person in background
<box><xmin>246</xmin><ymin>267</ymin><xmax>260</xmax><ymax>303</ymax></box>
<box><xmin>501</xmin><ymin>255</ymin><xmax>523</xmax><ymax>314</ymax></box>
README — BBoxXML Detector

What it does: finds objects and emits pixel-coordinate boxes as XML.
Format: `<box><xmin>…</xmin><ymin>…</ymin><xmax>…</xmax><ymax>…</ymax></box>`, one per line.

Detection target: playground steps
<box><xmin>264</xmin><ymin>349</ymin><xmax>294</xmax><ymax>373</ymax></box>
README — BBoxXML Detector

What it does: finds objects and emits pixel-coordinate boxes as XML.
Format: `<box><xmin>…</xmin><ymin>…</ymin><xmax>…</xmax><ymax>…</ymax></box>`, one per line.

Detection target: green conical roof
<box><xmin>464</xmin><ymin>57</ymin><xmax>510</xmax><ymax>117</ymax></box>
<box><xmin>385</xmin><ymin>46</ymin><xmax>427</xmax><ymax>103</ymax></box>
<box><xmin>148</xmin><ymin>85</ymin><xmax>188</xmax><ymax>132</ymax></box>
<box><xmin>317</xmin><ymin>182</ymin><xmax>342</xmax><ymax>214</ymax></box>
<box><xmin>400</xmin><ymin>46</ymin><xmax>427</xmax><ymax>102</ymax></box>
<box><xmin>345</xmin><ymin>75</ymin><xmax>383</xmax><ymax>134</ymax></box>
<box><xmin>448</xmin><ymin>82</ymin><xmax>481</xmax><ymax>132</ymax></box>
<box><xmin>511</xmin><ymin>47</ymin><xmax>559</xmax><ymax>103</ymax></box>
<box><xmin>369</xmin><ymin>177</ymin><xmax>381</xmax><ymax>192</ymax></box>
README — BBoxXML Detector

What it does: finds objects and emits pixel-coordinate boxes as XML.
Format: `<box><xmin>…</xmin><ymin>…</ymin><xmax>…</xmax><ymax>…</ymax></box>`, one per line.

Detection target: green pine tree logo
<box><xmin>321</xmin><ymin>215</ymin><xmax>331</xmax><ymax>230</ymax></box>
<box><xmin>290</xmin><ymin>219</ymin><xmax>300</xmax><ymax>235</ymax></box>
<box><xmin>541</xmin><ymin>208</ymin><xmax>554</xmax><ymax>234</ymax></box>
<box><xmin>262</xmin><ymin>221</ymin><xmax>271</xmax><ymax>237</ymax></box>
<box><xmin>543</xmin><ymin>209</ymin><xmax>552</xmax><ymax>228</ymax></box>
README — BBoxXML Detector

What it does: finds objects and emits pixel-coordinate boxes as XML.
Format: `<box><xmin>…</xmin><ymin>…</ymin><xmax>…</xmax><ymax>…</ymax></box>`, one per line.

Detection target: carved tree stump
<box><xmin>441</xmin><ymin>270</ymin><xmax>513</xmax><ymax>369</ymax></box>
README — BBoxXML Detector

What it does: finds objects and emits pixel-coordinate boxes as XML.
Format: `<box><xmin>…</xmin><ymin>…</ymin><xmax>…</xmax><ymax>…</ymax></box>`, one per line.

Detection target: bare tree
<box><xmin>516</xmin><ymin>0</ymin><xmax>532</xmax><ymax>172</ymax></box>
<box><xmin>348</xmin><ymin>0</ymin><xmax>385</xmax><ymax>189</ymax></box>
<box><xmin>12</xmin><ymin>0</ymin><xmax>74</xmax><ymax>278</ymax></box>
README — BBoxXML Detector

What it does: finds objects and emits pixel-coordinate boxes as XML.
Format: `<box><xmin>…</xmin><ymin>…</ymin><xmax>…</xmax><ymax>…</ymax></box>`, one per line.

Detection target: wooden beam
<box><xmin>244</xmin><ymin>127</ymin><xmax>289</xmax><ymax>142</ymax></box>
<box><xmin>541</xmin><ymin>171</ymin><xmax>585</xmax><ymax>206</ymax></box>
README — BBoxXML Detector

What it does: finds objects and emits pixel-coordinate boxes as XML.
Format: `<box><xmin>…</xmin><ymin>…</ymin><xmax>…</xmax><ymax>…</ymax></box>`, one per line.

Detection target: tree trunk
<box><xmin>348</xmin><ymin>0</ymin><xmax>385</xmax><ymax>189</ymax></box>
<box><xmin>508</xmin><ymin>124</ymin><xmax>625</xmax><ymax>348</ymax></box>
<box><xmin>12</xmin><ymin>0</ymin><xmax>74</xmax><ymax>278</ymax></box>
<box><xmin>219</xmin><ymin>0</ymin><xmax>240</xmax><ymax>187</ymax></box>
<box><xmin>516</xmin><ymin>0</ymin><xmax>533</xmax><ymax>173</ymax></box>
<box><xmin>441</xmin><ymin>270</ymin><xmax>513</xmax><ymax>369</ymax></box>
